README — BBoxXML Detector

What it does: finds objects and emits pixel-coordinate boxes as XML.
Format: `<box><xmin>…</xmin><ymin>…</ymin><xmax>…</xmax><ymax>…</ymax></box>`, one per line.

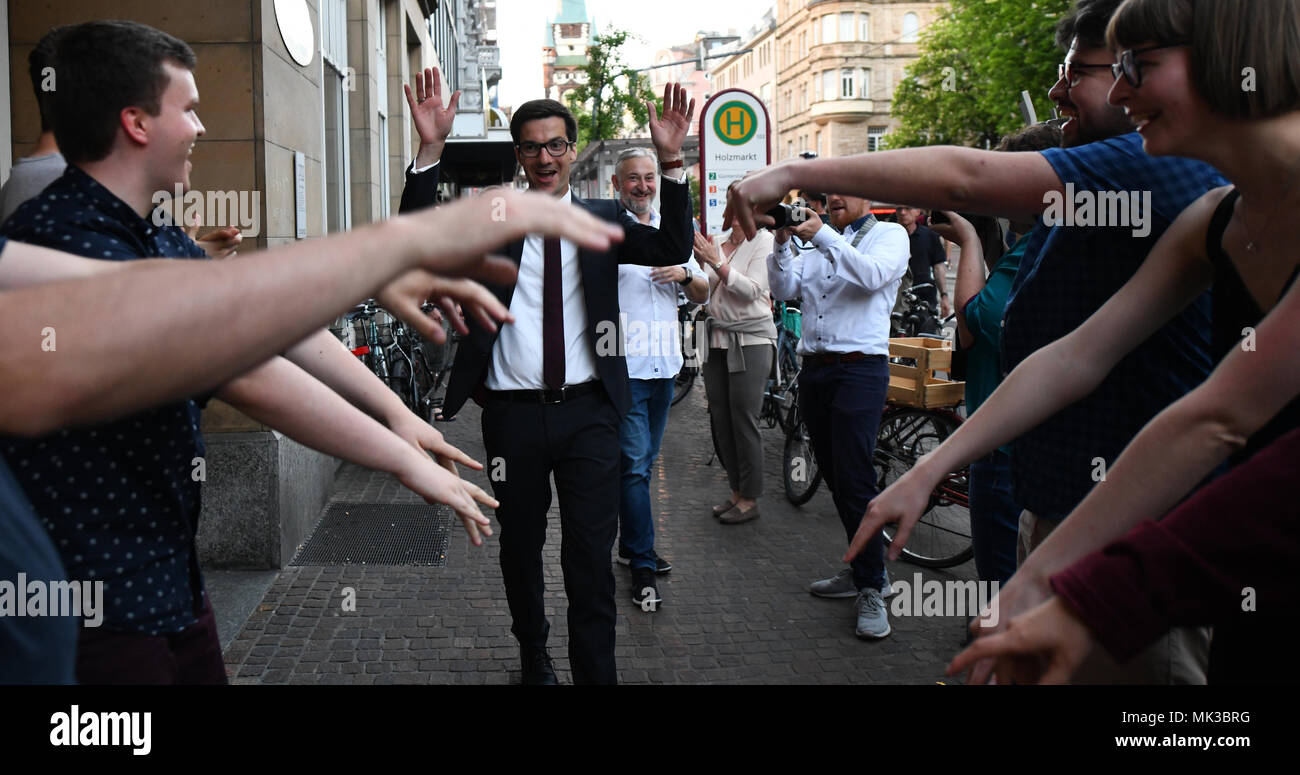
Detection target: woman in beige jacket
<box><xmin>693</xmin><ymin>227</ymin><xmax>776</xmax><ymax>524</ymax></box>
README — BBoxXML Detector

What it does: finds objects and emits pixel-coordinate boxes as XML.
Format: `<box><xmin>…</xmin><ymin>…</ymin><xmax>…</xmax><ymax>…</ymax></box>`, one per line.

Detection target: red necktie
<box><xmin>542</xmin><ymin>237</ymin><xmax>565</xmax><ymax>390</ymax></box>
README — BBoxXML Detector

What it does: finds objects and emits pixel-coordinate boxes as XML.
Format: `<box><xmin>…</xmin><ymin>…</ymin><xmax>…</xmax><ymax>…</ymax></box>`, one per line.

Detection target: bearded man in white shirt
<box><xmin>767</xmin><ymin>193</ymin><xmax>909</xmax><ymax>640</ymax></box>
<box><xmin>609</xmin><ymin>148</ymin><xmax>709</xmax><ymax>611</ymax></box>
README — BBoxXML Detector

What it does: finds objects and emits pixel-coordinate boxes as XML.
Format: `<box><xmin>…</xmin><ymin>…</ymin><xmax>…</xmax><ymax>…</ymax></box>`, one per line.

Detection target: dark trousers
<box><xmin>75</xmin><ymin>594</ymin><xmax>227</xmax><ymax>685</ymax></box>
<box><xmin>969</xmin><ymin>449</ymin><xmax>1020</xmax><ymax>586</ymax></box>
<box><xmin>798</xmin><ymin>357</ymin><xmax>890</xmax><ymax>591</ymax></box>
<box><xmin>481</xmin><ymin>389</ymin><xmax>621</xmax><ymax>685</ymax></box>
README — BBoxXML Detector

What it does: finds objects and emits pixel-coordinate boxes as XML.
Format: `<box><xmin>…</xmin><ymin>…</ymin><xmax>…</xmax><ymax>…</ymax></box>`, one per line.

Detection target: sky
<box><xmin>496</xmin><ymin>0</ymin><xmax>772</xmax><ymax>110</ymax></box>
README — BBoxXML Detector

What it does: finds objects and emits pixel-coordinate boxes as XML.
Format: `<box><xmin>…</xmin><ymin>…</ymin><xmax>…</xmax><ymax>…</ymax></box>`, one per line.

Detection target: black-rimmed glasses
<box><xmin>516</xmin><ymin>138</ymin><xmax>575</xmax><ymax>158</ymax></box>
<box><xmin>1057</xmin><ymin>60</ymin><xmax>1113</xmax><ymax>88</ymax></box>
<box><xmin>1111</xmin><ymin>43</ymin><xmax>1188</xmax><ymax>88</ymax></box>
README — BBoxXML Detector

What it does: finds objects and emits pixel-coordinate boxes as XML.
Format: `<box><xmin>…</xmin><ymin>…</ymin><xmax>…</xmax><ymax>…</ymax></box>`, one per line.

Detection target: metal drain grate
<box><xmin>291</xmin><ymin>502</ymin><xmax>453</xmax><ymax>566</ymax></box>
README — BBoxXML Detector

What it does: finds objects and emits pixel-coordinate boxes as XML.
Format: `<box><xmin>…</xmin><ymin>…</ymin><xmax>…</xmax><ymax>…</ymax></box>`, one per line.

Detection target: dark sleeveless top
<box><xmin>1204</xmin><ymin>189</ymin><xmax>1300</xmax><ymax>463</ymax></box>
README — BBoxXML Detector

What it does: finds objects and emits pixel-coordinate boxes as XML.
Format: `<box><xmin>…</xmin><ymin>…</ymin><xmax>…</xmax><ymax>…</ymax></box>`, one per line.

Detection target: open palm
<box><xmin>647</xmin><ymin>82</ymin><xmax>695</xmax><ymax>158</ymax></box>
<box><xmin>404</xmin><ymin>67</ymin><xmax>460</xmax><ymax>146</ymax></box>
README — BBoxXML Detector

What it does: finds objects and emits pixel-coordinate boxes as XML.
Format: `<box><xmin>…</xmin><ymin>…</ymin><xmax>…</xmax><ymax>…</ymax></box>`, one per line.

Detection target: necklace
<box><xmin>1241</xmin><ymin>185</ymin><xmax>1298</xmax><ymax>253</ymax></box>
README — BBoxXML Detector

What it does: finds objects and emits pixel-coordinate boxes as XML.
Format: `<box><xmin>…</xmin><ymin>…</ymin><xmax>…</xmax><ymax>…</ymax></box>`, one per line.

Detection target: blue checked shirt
<box><xmin>0</xmin><ymin>166</ymin><xmax>211</xmax><ymax>636</ymax></box>
<box><xmin>1001</xmin><ymin>133</ymin><xmax>1227</xmax><ymax>519</ymax></box>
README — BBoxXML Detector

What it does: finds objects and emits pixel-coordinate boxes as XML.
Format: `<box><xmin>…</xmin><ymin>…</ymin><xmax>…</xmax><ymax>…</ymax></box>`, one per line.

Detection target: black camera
<box><xmin>765</xmin><ymin>203</ymin><xmax>800</xmax><ymax>230</ymax></box>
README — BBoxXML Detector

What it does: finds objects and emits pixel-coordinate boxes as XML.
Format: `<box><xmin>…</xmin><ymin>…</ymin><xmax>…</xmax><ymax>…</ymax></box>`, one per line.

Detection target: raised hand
<box><xmin>405</xmin><ymin>67</ymin><xmax>461</xmax><ymax>167</ymax></box>
<box><xmin>648</xmin><ymin>82</ymin><xmax>696</xmax><ymax>161</ymax></box>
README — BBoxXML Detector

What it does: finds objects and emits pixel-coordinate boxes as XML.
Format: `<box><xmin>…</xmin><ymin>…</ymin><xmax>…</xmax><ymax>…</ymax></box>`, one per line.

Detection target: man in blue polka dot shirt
<box><xmin>0</xmin><ymin>20</ymin><xmax>532</xmax><ymax>683</ymax></box>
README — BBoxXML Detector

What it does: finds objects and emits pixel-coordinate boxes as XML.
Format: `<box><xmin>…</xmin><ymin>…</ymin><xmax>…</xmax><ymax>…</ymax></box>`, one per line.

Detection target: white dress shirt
<box><xmin>767</xmin><ymin>215</ymin><xmax>910</xmax><ymax>356</ymax></box>
<box><xmin>616</xmin><ymin>208</ymin><xmax>705</xmax><ymax>380</ymax></box>
<box><xmin>486</xmin><ymin>190</ymin><xmax>599</xmax><ymax>390</ymax></box>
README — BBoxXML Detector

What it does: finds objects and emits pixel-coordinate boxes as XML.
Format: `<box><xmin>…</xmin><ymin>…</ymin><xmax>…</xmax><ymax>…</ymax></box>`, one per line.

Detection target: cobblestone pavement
<box><xmin>223</xmin><ymin>384</ymin><xmax>979</xmax><ymax>684</ymax></box>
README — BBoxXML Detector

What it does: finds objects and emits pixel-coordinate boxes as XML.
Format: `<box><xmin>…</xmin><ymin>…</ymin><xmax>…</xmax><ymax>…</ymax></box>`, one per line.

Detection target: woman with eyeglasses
<box><xmin>918</xmin><ymin>0</ymin><xmax>1300</xmax><ymax>684</ymax></box>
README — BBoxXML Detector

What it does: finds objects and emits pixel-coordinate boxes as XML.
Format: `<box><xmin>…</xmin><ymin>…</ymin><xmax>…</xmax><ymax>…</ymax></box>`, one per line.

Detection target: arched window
<box><xmin>901</xmin><ymin>13</ymin><xmax>919</xmax><ymax>43</ymax></box>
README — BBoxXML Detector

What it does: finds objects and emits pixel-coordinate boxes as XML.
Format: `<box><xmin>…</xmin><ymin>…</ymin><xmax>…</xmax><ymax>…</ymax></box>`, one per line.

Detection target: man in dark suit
<box><xmin>399</xmin><ymin>72</ymin><xmax>695</xmax><ymax>684</ymax></box>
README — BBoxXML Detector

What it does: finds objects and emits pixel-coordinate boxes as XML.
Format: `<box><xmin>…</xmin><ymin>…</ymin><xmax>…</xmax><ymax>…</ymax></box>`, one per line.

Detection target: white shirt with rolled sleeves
<box><xmin>767</xmin><ymin>217</ymin><xmax>910</xmax><ymax>357</ymax></box>
<box><xmin>616</xmin><ymin>208</ymin><xmax>706</xmax><ymax>380</ymax></box>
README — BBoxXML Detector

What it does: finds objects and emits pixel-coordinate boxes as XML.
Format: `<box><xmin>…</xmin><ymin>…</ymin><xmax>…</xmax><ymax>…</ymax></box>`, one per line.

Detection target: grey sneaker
<box><xmin>854</xmin><ymin>589</ymin><xmax>891</xmax><ymax>640</ymax></box>
<box><xmin>811</xmin><ymin>568</ymin><xmax>897</xmax><ymax>599</ymax></box>
<box><xmin>881</xmin><ymin>568</ymin><xmax>898</xmax><ymax>599</ymax></box>
<box><xmin>809</xmin><ymin>568</ymin><xmax>857</xmax><ymax>598</ymax></box>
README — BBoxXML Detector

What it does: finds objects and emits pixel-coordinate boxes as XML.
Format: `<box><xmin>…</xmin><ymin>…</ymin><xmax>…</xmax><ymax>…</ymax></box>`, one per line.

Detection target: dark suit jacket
<box><xmin>398</xmin><ymin>162</ymin><xmax>693</xmax><ymax>418</ymax></box>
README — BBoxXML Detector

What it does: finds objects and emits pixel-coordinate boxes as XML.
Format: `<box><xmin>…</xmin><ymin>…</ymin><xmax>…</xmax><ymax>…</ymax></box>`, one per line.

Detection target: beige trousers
<box><xmin>1017</xmin><ymin>509</ymin><xmax>1210</xmax><ymax>685</ymax></box>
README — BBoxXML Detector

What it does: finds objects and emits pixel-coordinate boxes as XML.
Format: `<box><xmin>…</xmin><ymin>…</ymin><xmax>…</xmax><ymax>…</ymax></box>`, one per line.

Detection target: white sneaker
<box><xmin>855</xmin><ymin>589</ymin><xmax>891</xmax><ymax>640</ymax></box>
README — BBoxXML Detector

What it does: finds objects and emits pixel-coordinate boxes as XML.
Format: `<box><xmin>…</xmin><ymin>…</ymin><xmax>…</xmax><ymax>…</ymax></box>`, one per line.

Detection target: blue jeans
<box><xmin>798</xmin><ymin>357</ymin><xmax>889</xmax><ymax>592</ymax></box>
<box><xmin>618</xmin><ymin>378</ymin><xmax>674</xmax><ymax>571</ymax></box>
<box><xmin>969</xmin><ymin>450</ymin><xmax>1020</xmax><ymax>586</ymax></box>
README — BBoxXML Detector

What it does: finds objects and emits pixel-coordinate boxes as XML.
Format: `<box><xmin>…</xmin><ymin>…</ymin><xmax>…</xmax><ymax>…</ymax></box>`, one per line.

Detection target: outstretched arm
<box><xmin>0</xmin><ymin>191</ymin><xmax>624</xmax><ymax>436</ymax></box>
<box><xmin>845</xmin><ymin>189</ymin><xmax>1223</xmax><ymax>563</ymax></box>
<box><xmin>725</xmin><ymin>148</ymin><xmax>1061</xmax><ymax>239</ymax></box>
<box><xmin>215</xmin><ymin>356</ymin><xmax>495</xmax><ymax>544</ymax></box>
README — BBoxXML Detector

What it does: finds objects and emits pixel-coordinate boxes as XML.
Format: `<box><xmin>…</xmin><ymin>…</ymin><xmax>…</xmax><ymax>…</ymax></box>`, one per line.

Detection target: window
<box><xmin>815</xmin><ymin>130</ymin><xmax>821</xmax><ymax>155</ymax></box>
<box><xmin>377</xmin><ymin>0</ymin><xmax>391</xmax><ymax>220</ymax></box>
<box><xmin>860</xmin><ymin>13</ymin><xmax>870</xmax><ymax>41</ymax></box>
<box><xmin>799</xmin><ymin>83</ymin><xmax>807</xmax><ymax>111</ymax></box>
<box><xmin>841</xmin><ymin>68</ymin><xmax>855</xmax><ymax>98</ymax></box>
<box><xmin>787</xmin><ymin>140</ymin><xmax>794</xmax><ymax>159</ymax></box>
<box><xmin>321</xmin><ymin>0</ymin><xmax>350</xmax><ymax>232</ymax></box>
<box><xmin>868</xmin><ymin>126</ymin><xmax>888</xmax><ymax>152</ymax></box>
<box><xmin>858</xmin><ymin>68</ymin><xmax>870</xmax><ymax>100</ymax></box>
<box><xmin>799</xmin><ymin>31</ymin><xmax>807</xmax><ymax>58</ymax></box>
<box><xmin>760</xmin><ymin>82</ymin><xmax>771</xmax><ymax>104</ymax></box>
<box><xmin>821</xmin><ymin>14</ymin><xmax>835</xmax><ymax>43</ymax></box>
<box><xmin>902</xmin><ymin>12</ymin><xmax>920</xmax><ymax>43</ymax></box>
<box><xmin>840</xmin><ymin>12</ymin><xmax>855</xmax><ymax>42</ymax></box>
<box><xmin>822</xmin><ymin>70</ymin><xmax>835</xmax><ymax>100</ymax></box>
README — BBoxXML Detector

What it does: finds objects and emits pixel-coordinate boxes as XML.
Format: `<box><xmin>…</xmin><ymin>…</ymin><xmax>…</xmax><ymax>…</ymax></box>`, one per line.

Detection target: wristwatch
<box><xmin>677</xmin><ymin>266</ymin><xmax>692</xmax><ymax>286</ymax></box>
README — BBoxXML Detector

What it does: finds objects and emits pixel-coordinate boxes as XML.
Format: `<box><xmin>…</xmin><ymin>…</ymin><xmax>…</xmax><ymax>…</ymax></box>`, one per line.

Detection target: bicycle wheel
<box><xmin>873</xmin><ymin>408</ymin><xmax>973</xmax><ymax>568</ymax></box>
<box><xmin>783</xmin><ymin>402</ymin><xmax>822</xmax><ymax>505</ymax></box>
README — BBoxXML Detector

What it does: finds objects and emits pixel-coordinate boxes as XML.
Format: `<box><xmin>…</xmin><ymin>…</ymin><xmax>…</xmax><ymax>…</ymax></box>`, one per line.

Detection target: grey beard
<box><xmin>622</xmin><ymin>197</ymin><xmax>651</xmax><ymax>215</ymax></box>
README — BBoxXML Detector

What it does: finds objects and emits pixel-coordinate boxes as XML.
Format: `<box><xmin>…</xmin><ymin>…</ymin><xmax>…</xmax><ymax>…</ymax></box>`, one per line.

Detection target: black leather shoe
<box><xmin>521</xmin><ymin>646</ymin><xmax>557</xmax><ymax>685</ymax></box>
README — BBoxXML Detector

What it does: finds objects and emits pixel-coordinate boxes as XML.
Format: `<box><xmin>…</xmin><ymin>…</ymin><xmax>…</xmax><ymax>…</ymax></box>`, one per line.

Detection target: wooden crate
<box><xmin>887</xmin><ymin>337</ymin><xmax>964</xmax><ymax>408</ymax></box>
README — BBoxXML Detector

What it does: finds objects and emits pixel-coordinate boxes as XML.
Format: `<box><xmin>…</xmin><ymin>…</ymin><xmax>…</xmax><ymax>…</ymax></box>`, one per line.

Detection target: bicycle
<box><xmin>332</xmin><ymin>300</ymin><xmax>458</xmax><ymax>424</ymax></box>
<box><xmin>768</xmin><ymin>300</ymin><xmax>827</xmax><ymax>506</ymax></box>
<box><xmin>891</xmin><ymin>281</ymin><xmax>945</xmax><ymax>339</ymax></box>
<box><xmin>672</xmin><ymin>298</ymin><xmax>707</xmax><ymax>407</ymax></box>
<box><xmin>872</xmin><ymin>402</ymin><xmax>972</xmax><ymax>568</ymax></box>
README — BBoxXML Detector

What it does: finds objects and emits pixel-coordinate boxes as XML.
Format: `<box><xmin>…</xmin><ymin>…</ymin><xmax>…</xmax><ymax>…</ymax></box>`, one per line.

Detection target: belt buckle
<box><xmin>541</xmin><ymin>388</ymin><xmax>565</xmax><ymax>404</ymax></box>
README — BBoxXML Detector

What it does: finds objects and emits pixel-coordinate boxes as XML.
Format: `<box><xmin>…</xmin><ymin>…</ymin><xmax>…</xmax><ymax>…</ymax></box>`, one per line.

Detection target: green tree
<box><xmin>564</xmin><ymin>28</ymin><xmax>662</xmax><ymax>150</ymax></box>
<box><xmin>889</xmin><ymin>0</ymin><xmax>1074</xmax><ymax>149</ymax></box>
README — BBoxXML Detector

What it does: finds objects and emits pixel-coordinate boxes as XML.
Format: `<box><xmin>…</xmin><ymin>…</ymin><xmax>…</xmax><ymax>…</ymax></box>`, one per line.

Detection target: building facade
<box><xmin>709</xmin><ymin>8</ymin><xmax>780</xmax><ymax>155</ymax></box>
<box><xmin>541</xmin><ymin>0</ymin><xmax>592</xmax><ymax>104</ymax></box>
<box><xmin>2</xmin><ymin>0</ymin><xmax>494</xmax><ymax>569</ymax></box>
<box><xmin>769</xmin><ymin>0</ymin><xmax>944</xmax><ymax>160</ymax></box>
